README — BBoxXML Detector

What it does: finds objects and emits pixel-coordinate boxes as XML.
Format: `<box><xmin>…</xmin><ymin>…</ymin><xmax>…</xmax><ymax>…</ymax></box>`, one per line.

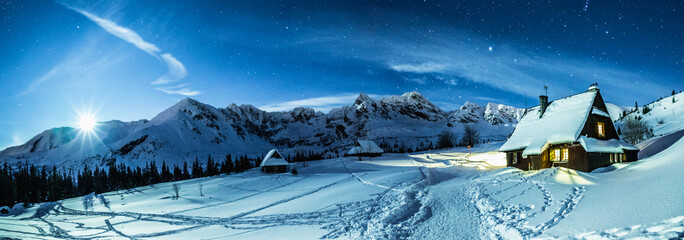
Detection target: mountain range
<box><xmin>0</xmin><ymin>92</ymin><xmax>524</xmax><ymax>170</ymax></box>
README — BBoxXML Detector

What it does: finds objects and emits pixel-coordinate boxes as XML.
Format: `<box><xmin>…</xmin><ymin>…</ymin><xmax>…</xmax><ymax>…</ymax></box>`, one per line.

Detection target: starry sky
<box><xmin>0</xmin><ymin>0</ymin><xmax>682</xmax><ymax>150</ymax></box>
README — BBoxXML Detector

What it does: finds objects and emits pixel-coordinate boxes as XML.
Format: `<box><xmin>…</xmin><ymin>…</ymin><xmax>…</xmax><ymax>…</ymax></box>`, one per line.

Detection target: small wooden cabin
<box><xmin>260</xmin><ymin>149</ymin><xmax>289</xmax><ymax>173</ymax></box>
<box><xmin>348</xmin><ymin>140</ymin><xmax>384</xmax><ymax>158</ymax></box>
<box><xmin>500</xmin><ymin>84</ymin><xmax>639</xmax><ymax>172</ymax></box>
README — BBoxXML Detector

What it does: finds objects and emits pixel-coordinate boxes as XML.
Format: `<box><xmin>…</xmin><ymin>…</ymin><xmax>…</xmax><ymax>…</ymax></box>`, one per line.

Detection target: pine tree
<box><xmin>635</xmin><ymin>101</ymin><xmax>638</xmax><ymax>112</ymax></box>
<box><xmin>221</xmin><ymin>154</ymin><xmax>234</xmax><ymax>174</ymax></box>
<box><xmin>173</xmin><ymin>165</ymin><xmax>182</xmax><ymax>180</ymax></box>
<box><xmin>182</xmin><ymin>161</ymin><xmax>190</xmax><ymax>179</ymax></box>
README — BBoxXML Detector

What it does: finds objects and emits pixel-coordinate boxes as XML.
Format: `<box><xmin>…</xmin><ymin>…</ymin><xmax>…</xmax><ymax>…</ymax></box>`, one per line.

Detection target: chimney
<box><xmin>588</xmin><ymin>83</ymin><xmax>599</xmax><ymax>92</ymax></box>
<box><xmin>539</xmin><ymin>95</ymin><xmax>549</xmax><ymax>118</ymax></box>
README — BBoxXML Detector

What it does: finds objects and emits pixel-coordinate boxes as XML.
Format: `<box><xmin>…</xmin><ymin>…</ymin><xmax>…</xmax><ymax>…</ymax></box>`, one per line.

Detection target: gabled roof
<box><xmin>500</xmin><ymin>91</ymin><xmax>597</xmax><ymax>156</ymax></box>
<box><xmin>348</xmin><ymin>140</ymin><xmax>383</xmax><ymax>155</ymax></box>
<box><xmin>260</xmin><ymin>149</ymin><xmax>288</xmax><ymax>167</ymax></box>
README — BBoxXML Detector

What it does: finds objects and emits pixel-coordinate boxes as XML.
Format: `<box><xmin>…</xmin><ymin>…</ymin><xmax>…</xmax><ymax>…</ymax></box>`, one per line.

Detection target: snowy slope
<box><xmin>413</xmin><ymin>139</ymin><xmax>684</xmax><ymax>239</ymax></box>
<box><xmin>0</xmin><ymin>92</ymin><xmax>524</xmax><ymax>170</ymax></box>
<box><xmin>605</xmin><ymin>103</ymin><xmax>629</xmax><ymax>122</ymax></box>
<box><xmin>1</xmin><ymin>140</ymin><xmax>681</xmax><ymax>239</ymax></box>
<box><xmin>615</xmin><ymin>92</ymin><xmax>684</xmax><ymax>137</ymax></box>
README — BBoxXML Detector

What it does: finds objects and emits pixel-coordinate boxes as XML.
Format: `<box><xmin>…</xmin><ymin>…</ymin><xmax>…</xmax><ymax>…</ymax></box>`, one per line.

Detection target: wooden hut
<box><xmin>500</xmin><ymin>84</ymin><xmax>639</xmax><ymax>172</ymax></box>
<box><xmin>260</xmin><ymin>149</ymin><xmax>289</xmax><ymax>173</ymax></box>
<box><xmin>348</xmin><ymin>140</ymin><xmax>384</xmax><ymax>159</ymax></box>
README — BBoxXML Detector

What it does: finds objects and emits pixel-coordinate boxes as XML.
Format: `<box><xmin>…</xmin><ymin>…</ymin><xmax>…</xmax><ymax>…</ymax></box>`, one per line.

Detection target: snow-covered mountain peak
<box><xmin>1</xmin><ymin>91</ymin><xmax>526</xmax><ymax>169</ymax></box>
<box><xmin>460</xmin><ymin>101</ymin><xmax>481</xmax><ymax>109</ymax></box>
<box><xmin>401</xmin><ymin>91</ymin><xmax>425</xmax><ymax>100</ymax></box>
<box><xmin>484</xmin><ymin>103</ymin><xmax>525</xmax><ymax>125</ymax></box>
<box><xmin>354</xmin><ymin>92</ymin><xmax>379</xmax><ymax>112</ymax></box>
<box><xmin>355</xmin><ymin>92</ymin><xmax>374</xmax><ymax>104</ymax></box>
<box><xmin>379</xmin><ymin>92</ymin><xmax>445</xmax><ymax>121</ymax></box>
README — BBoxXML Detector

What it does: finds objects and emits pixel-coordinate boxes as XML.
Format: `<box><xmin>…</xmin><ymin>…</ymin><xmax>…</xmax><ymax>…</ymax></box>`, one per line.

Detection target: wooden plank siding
<box><xmin>580</xmin><ymin>92</ymin><xmax>620</xmax><ymax>140</ymax></box>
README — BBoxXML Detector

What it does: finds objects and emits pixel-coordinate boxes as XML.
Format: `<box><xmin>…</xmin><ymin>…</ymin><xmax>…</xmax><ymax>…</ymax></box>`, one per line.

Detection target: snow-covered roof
<box><xmin>348</xmin><ymin>140</ymin><xmax>384</xmax><ymax>155</ymax></box>
<box><xmin>260</xmin><ymin>149</ymin><xmax>288</xmax><ymax>167</ymax></box>
<box><xmin>579</xmin><ymin>136</ymin><xmax>639</xmax><ymax>153</ymax></box>
<box><xmin>500</xmin><ymin>91</ymin><xmax>597</xmax><ymax>154</ymax></box>
<box><xmin>591</xmin><ymin>107</ymin><xmax>611</xmax><ymax>118</ymax></box>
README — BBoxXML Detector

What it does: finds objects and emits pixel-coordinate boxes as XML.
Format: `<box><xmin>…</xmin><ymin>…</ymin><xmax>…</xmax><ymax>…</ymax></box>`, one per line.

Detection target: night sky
<box><xmin>0</xmin><ymin>0</ymin><xmax>682</xmax><ymax>149</ymax></box>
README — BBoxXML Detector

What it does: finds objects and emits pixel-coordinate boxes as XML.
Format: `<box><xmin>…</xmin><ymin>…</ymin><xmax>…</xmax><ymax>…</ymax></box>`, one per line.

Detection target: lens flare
<box><xmin>78</xmin><ymin>114</ymin><xmax>96</xmax><ymax>132</ymax></box>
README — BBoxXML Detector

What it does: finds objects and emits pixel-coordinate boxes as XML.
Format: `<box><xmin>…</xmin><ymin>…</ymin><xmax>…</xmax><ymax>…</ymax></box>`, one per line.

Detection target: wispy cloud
<box><xmin>259</xmin><ymin>93</ymin><xmax>383</xmax><ymax>112</ymax></box>
<box><xmin>152</xmin><ymin>53</ymin><xmax>188</xmax><ymax>85</ymax></box>
<box><xmin>19</xmin><ymin>37</ymin><xmax>125</xmax><ymax>96</ymax></box>
<box><xmin>381</xmin><ymin>41</ymin><xmax>670</xmax><ymax>99</ymax></box>
<box><xmin>390</xmin><ymin>62</ymin><xmax>446</xmax><ymax>73</ymax></box>
<box><xmin>70</xmin><ymin>8</ymin><xmax>161</xmax><ymax>55</ymax></box>
<box><xmin>297</xmin><ymin>28</ymin><xmax>671</xmax><ymax>104</ymax></box>
<box><xmin>155</xmin><ymin>83</ymin><xmax>200</xmax><ymax>96</ymax></box>
<box><xmin>405</xmin><ymin>77</ymin><xmax>426</xmax><ymax>85</ymax></box>
<box><xmin>67</xmin><ymin>7</ymin><xmax>198</xmax><ymax>96</ymax></box>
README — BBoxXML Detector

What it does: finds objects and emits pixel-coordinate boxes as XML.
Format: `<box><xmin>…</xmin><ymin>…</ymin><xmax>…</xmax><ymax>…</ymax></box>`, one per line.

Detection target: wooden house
<box><xmin>348</xmin><ymin>140</ymin><xmax>384</xmax><ymax>158</ymax></box>
<box><xmin>500</xmin><ymin>84</ymin><xmax>639</xmax><ymax>172</ymax></box>
<box><xmin>260</xmin><ymin>149</ymin><xmax>289</xmax><ymax>173</ymax></box>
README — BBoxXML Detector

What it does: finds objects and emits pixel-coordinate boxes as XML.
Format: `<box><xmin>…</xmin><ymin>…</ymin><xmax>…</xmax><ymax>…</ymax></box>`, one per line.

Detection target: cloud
<box><xmin>21</xmin><ymin>66</ymin><xmax>61</xmax><ymax>96</ymax></box>
<box><xmin>297</xmin><ymin>28</ymin><xmax>671</xmax><ymax>104</ymax></box>
<box><xmin>70</xmin><ymin>8</ymin><xmax>161</xmax><ymax>56</ymax></box>
<box><xmin>67</xmin><ymin>7</ymin><xmax>198</xmax><ymax>96</ymax></box>
<box><xmin>19</xmin><ymin>37</ymin><xmax>126</xmax><ymax>96</ymax></box>
<box><xmin>259</xmin><ymin>93</ymin><xmax>383</xmax><ymax>112</ymax></box>
<box><xmin>390</xmin><ymin>62</ymin><xmax>446</xmax><ymax>73</ymax></box>
<box><xmin>151</xmin><ymin>53</ymin><xmax>188</xmax><ymax>85</ymax></box>
<box><xmin>155</xmin><ymin>84</ymin><xmax>200</xmax><ymax>96</ymax></box>
<box><xmin>405</xmin><ymin>77</ymin><xmax>426</xmax><ymax>85</ymax></box>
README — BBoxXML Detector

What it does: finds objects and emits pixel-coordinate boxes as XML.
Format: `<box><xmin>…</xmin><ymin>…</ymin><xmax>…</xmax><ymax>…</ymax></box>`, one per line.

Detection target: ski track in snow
<box><xmin>471</xmin><ymin>168</ymin><xmax>588</xmax><ymax>239</ymax></box>
<box><xmin>3</xmin><ymin>146</ymin><xmax>683</xmax><ymax>239</ymax></box>
<box><xmin>13</xmin><ymin>160</ymin><xmax>427</xmax><ymax>239</ymax></box>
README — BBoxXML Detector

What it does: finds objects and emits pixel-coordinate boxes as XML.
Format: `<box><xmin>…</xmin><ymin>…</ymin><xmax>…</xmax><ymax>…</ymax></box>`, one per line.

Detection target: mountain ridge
<box><xmin>1</xmin><ymin>92</ymin><xmax>524</xmax><ymax>169</ymax></box>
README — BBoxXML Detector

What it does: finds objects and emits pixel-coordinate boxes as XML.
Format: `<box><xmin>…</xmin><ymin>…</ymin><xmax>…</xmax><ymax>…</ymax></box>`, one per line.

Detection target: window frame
<box><xmin>551</xmin><ymin>149</ymin><xmax>561</xmax><ymax>161</ymax></box>
<box><xmin>597</xmin><ymin>121</ymin><xmax>606</xmax><ymax>137</ymax></box>
<box><xmin>512</xmin><ymin>152</ymin><xmax>518</xmax><ymax>164</ymax></box>
<box><xmin>561</xmin><ymin>148</ymin><xmax>569</xmax><ymax>161</ymax></box>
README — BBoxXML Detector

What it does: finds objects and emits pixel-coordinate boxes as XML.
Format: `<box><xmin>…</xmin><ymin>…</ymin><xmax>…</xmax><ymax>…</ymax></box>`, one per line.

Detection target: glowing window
<box><xmin>562</xmin><ymin>148</ymin><xmax>569</xmax><ymax>160</ymax></box>
<box><xmin>597</xmin><ymin>122</ymin><xmax>605</xmax><ymax>137</ymax></box>
<box><xmin>552</xmin><ymin>149</ymin><xmax>561</xmax><ymax>161</ymax></box>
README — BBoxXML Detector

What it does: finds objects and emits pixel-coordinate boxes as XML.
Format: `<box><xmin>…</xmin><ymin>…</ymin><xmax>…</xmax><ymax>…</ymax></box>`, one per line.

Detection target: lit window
<box><xmin>552</xmin><ymin>149</ymin><xmax>560</xmax><ymax>161</ymax></box>
<box><xmin>562</xmin><ymin>148</ymin><xmax>569</xmax><ymax>160</ymax></box>
<box><xmin>597</xmin><ymin>122</ymin><xmax>605</xmax><ymax>137</ymax></box>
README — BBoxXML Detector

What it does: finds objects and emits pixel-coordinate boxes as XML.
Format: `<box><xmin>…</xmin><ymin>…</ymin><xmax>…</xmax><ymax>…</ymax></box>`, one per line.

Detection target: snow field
<box><xmin>1</xmin><ymin>140</ymin><xmax>682</xmax><ymax>239</ymax></box>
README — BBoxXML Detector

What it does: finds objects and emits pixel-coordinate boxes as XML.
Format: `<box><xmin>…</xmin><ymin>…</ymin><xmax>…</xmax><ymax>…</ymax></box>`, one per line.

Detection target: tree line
<box><xmin>0</xmin><ymin>154</ymin><xmax>260</xmax><ymax>207</ymax></box>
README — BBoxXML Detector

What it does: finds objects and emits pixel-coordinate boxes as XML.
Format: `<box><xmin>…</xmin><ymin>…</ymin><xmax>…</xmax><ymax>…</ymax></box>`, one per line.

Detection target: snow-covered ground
<box><xmin>1</xmin><ymin>141</ymin><xmax>682</xmax><ymax>239</ymax></box>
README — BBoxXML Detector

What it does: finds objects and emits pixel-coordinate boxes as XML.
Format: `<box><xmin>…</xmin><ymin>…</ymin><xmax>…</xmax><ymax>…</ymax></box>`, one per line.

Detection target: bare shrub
<box><xmin>623</xmin><ymin>116</ymin><xmax>650</xmax><ymax>144</ymax></box>
<box><xmin>172</xmin><ymin>183</ymin><xmax>181</xmax><ymax>199</ymax></box>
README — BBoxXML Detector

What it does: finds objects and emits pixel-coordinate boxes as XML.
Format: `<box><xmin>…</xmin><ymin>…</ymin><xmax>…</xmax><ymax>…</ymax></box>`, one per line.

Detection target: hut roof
<box><xmin>260</xmin><ymin>149</ymin><xmax>289</xmax><ymax>167</ymax></box>
<box><xmin>500</xmin><ymin>91</ymin><xmax>598</xmax><ymax>155</ymax></box>
<box><xmin>348</xmin><ymin>140</ymin><xmax>383</xmax><ymax>155</ymax></box>
<box><xmin>500</xmin><ymin>90</ymin><xmax>637</xmax><ymax>156</ymax></box>
<box><xmin>579</xmin><ymin>136</ymin><xmax>639</xmax><ymax>153</ymax></box>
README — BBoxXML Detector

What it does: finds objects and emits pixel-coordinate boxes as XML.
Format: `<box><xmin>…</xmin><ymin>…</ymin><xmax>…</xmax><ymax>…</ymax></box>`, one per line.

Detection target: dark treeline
<box><xmin>0</xmin><ymin>153</ymin><xmax>260</xmax><ymax>207</ymax></box>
